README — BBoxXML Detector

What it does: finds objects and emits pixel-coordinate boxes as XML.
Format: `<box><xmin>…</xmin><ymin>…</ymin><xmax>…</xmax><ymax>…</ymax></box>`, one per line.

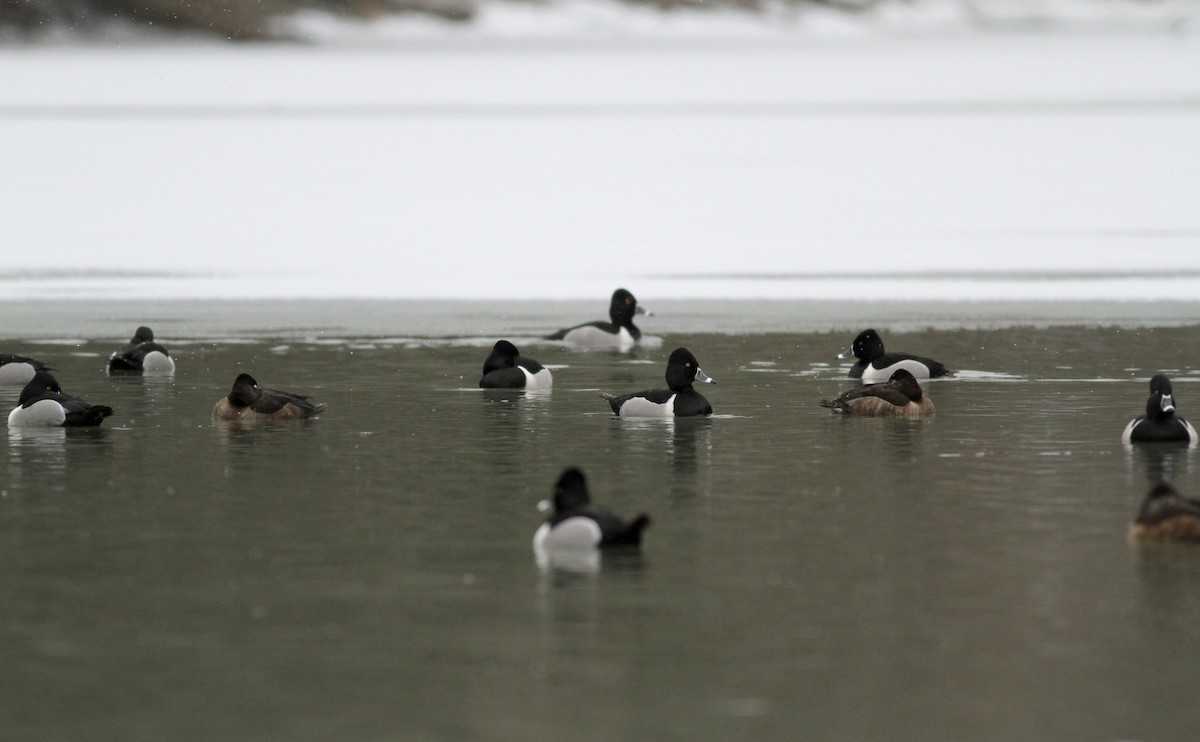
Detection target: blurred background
<box><xmin>2</xmin><ymin>0</ymin><xmax>1196</xmax><ymax>40</ymax></box>
<box><xmin>2</xmin><ymin>0</ymin><xmax>1198</xmax><ymax>302</ymax></box>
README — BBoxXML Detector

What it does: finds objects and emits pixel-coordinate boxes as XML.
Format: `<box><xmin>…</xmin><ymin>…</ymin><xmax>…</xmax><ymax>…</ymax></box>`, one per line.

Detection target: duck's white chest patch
<box><xmin>0</xmin><ymin>362</ymin><xmax>37</xmax><ymax>385</ymax></box>
<box><xmin>8</xmin><ymin>399</ymin><xmax>66</xmax><ymax>427</ymax></box>
<box><xmin>141</xmin><ymin>351</ymin><xmax>176</xmax><ymax>376</ymax></box>
<box><xmin>619</xmin><ymin>394</ymin><xmax>676</xmax><ymax>418</ymax></box>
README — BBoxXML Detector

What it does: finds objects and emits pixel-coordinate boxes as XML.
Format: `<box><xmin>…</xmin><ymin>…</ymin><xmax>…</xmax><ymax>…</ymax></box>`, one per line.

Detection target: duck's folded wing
<box><xmin>480</xmin><ymin>367</ymin><xmax>527</xmax><ymax>388</ymax></box>
<box><xmin>632</xmin><ymin>388</ymin><xmax>674</xmax><ymax>404</ymax></box>
<box><xmin>857</xmin><ymin>382</ymin><xmax>911</xmax><ymax>407</ymax></box>
<box><xmin>253</xmin><ymin>388</ymin><xmax>319</xmax><ymax>414</ymax></box>
<box><xmin>57</xmin><ymin>393</ymin><xmax>113</xmax><ymax>424</ymax></box>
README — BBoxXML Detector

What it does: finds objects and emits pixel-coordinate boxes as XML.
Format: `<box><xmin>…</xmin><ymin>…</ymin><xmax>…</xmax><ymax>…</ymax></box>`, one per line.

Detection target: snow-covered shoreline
<box><xmin>2</xmin><ymin>3</ymin><xmax>1198</xmax><ymax>302</ymax></box>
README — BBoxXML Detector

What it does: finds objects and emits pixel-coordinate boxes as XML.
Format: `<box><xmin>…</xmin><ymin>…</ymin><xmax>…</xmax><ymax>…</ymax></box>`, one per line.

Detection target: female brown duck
<box><xmin>213</xmin><ymin>373</ymin><xmax>326</xmax><ymax>421</ymax></box>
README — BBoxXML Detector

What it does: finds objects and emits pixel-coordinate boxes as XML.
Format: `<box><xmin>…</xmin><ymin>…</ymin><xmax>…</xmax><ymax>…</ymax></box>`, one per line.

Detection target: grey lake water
<box><xmin>3</xmin><ymin>299</ymin><xmax>1200</xmax><ymax>740</ymax></box>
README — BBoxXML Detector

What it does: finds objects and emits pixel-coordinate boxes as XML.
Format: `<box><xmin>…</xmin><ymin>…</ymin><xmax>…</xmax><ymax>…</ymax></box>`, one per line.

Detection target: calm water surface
<box><xmin>3</xmin><ymin>303</ymin><xmax>1200</xmax><ymax>741</ymax></box>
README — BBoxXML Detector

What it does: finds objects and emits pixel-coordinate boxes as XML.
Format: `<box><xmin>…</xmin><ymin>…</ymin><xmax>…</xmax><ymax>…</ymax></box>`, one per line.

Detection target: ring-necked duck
<box><xmin>838</xmin><ymin>328</ymin><xmax>954</xmax><ymax>382</ymax></box>
<box><xmin>546</xmin><ymin>288</ymin><xmax>651</xmax><ymax>349</ymax></box>
<box><xmin>107</xmin><ymin>326</ymin><xmax>176</xmax><ymax>375</ymax></box>
<box><xmin>479</xmin><ymin>340</ymin><xmax>552</xmax><ymax>390</ymax></box>
<box><xmin>533</xmin><ymin>468</ymin><xmax>650</xmax><ymax>551</ymax></box>
<box><xmin>0</xmin><ymin>353</ymin><xmax>50</xmax><ymax>385</ymax></box>
<box><xmin>820</xmin><ymin>368</ymin><xmax>934</xmax><ymax>417</ymax></box>
<box><xmin>1129</xmin><ymin>481</ymin><xmax>1200</xmax><ymax>541</ymax></box>
<box><xmin>600</xmin><ymin>347</ymin><xmax>714</xmax><ymax>417</ymax></box>
<box><xmin>7</xmin><ymin>370</ymin><xmax>114</xmax><ymax>427</ymax></box>
<box><xmin>1122</xmin><ymin>373</ymin><xmax>1198</xmax><ymax>444</ymax></box>
<box><xmin>213</xmin><ymin>373</ymin><xmax>326</xmax><ymax>421</ymax></box>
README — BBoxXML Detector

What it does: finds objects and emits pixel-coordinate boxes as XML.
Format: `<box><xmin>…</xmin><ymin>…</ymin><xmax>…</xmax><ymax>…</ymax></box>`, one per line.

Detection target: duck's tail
<box><xmin>610</xmin><ymin>514</ymin><xmax>650</xmax><ymax>546</ymax></box>
<box><xmin>599</xmin><ymin>392</ymin><xmax>624</xmax><ymax>415</ymax></box>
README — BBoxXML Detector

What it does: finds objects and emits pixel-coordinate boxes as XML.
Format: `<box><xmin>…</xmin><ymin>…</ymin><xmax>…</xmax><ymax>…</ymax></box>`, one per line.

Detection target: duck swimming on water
<box><xmin>838</xmin><ymin>329</ymin><xmax>954</xmax><ymax>383</ymax></box>
<box><xmin>213</xmin><ymin>373</ymin><xmax>326</xmax><ymax>421</ymax></box>
<box><xmin>820</xmin><ymin>369</ymin><xmax>934</xmax><ymax>417</ymax></box>
<box><xmin>546</xmin><ymin>288</ymin><xmax>651</xmax><ymax>350</ymax></box>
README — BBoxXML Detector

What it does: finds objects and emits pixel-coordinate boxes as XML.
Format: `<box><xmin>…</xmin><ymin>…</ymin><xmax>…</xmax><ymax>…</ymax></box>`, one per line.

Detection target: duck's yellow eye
<box><xmin>686</xmin><ymin>362</ymin><xmax>692</xmax><ymax>368</ymax></box>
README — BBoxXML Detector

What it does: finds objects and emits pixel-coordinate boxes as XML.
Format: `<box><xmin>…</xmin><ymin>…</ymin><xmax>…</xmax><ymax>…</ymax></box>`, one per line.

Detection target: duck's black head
<box><xmin>19</xmin><ymin>369</ymin><xmax>62</xmax><ymax>403</ymax></box>
<box><xmin>1147</xmin><ymin>373</ymin><xmax>1177</xmax><ymax>420</ymax></box>
<box><xmin>133</xmin><ymin>326</ymin><xmax>155</xmax><ymax>343</ymax></box>
<box><xmin>665</xmin><ymin>347</ymin><xmax>714</xmax><ymax>392</ymax></box>
<box><xmin>483</xmin><ymin>340</ymin><xmax>520</xmax><ymax>375</ymax></box>
<box><xmin>553</xmin><ymin>467</ymin><xmax>592</xmax><ymax>513</ymax></box>
<box><xmin>840</xmin><ymin>329</ymin><xmax>884</xmax><ymax>362</ymax></box>
<box><xmin>608</xmin><ymin>288</ymin><xmax>648</xmax><ymax>327</ymax></box>
<box><xmin>228</xmin><ymin>373</ymin><xmax>261</xmax><ymax>408</ymax></box>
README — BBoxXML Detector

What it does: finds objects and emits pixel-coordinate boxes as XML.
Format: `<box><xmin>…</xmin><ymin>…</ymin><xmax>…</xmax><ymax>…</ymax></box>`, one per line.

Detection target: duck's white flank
<box><xmin>618</xmin><ymin>394</ymin><xmax>676</xmax><ymax>418</ymax></box>
<box><xmin>533</xmin><ymin>517</ymin><xmax>603</xmax><ymax>551</ymax></box>
<box><xmin>8</xmin><ymin>399</ymin><xmax>66</xmax><ymax>427</ymax></box>
<box><xmin>521</xmin><ymin>366</ymin><xmax>553</xmax><ymax>390</ymax></box>
<box><xmin>861</xmin><ymin>358</ymin><xmax>933</xmax><ymax>383</ymax></box>
<box><xmin>562</xmin><ymin>325</ymin><xmax>635</xmax><ymax>350</ymax></box>
<box><xmin>0</xmin><ymin>362</ymin><xmax>37</xmax><ymax>385</ymax></box>
<box><xmin>141</xmin><ymin>351</ymin><xmax>176</xmax><ymax>376</ymax></box>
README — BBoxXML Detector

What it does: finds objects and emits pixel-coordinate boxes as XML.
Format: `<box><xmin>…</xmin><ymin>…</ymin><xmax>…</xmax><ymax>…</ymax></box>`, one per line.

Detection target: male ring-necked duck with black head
<box><xmin>546</xmin><ymin>288</ymin><xmax>651</xmax><ymax>350</ymax></box>
<box><xmin>533</xmin><ymin>467</ymin><xmax>650</xmax><ymax>551</ymax></box>
<box><xmin>0</xmin><ymin>353</ymin><xmax>50</xmax><ymax>385</ymax></box>
<box><xmin>213</xmin><ymin>373</ymin><xmax>326</xmax><ymax>421</ymax></box>
<box><xmin>600</xmin><ymin>347</ymin><xmax>714</xmax><ymax>417</ymax></box>
<box><xmin>479</xmin><ymin>340</ymin><xmax>552</xmax><ymax>390</ymax></box>
<box><xmin>1129</xmin><ymin>481</ymin><xmax>1200</xmax><ymax>542</ymax></box>
<box><xmin>7</xmin><ymin>370</ymin><xmax>114</xmax><ymax>427</ymax></box>
<box><xmin>820</xmin><ymin>369</ymin><xmax>935</xmax><ymax>417</ymax></box>
<box><xmin>838</xmin><ymin>328</ymin><xmax>955</xmax><ymax>383</ymax></box>
<box><xmin>107</xmin><ymin>326</ymin><xmax>175</xmax><ymax>375</ymax></box>
<box><xmin>1122</xmin><ymin>373</ymin><xmax>1198</xmax><ymax>444</ymax></box>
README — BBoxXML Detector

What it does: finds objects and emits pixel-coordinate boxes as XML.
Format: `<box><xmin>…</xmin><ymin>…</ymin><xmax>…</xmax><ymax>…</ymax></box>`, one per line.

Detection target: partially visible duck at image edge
<box><xmin>0</xmin><ymin>353</ymin><xmax>50</xmax><ymax>385</ymax></box>
<box><xmin>1129</xmin><ymin>481</ymin><xmax>1200</xmax><ymax>542</ymax></box>
<box><xmin>7</xmin><ymin>370</ymin><xmax>114</xmax><ymax>427</ymax></box>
